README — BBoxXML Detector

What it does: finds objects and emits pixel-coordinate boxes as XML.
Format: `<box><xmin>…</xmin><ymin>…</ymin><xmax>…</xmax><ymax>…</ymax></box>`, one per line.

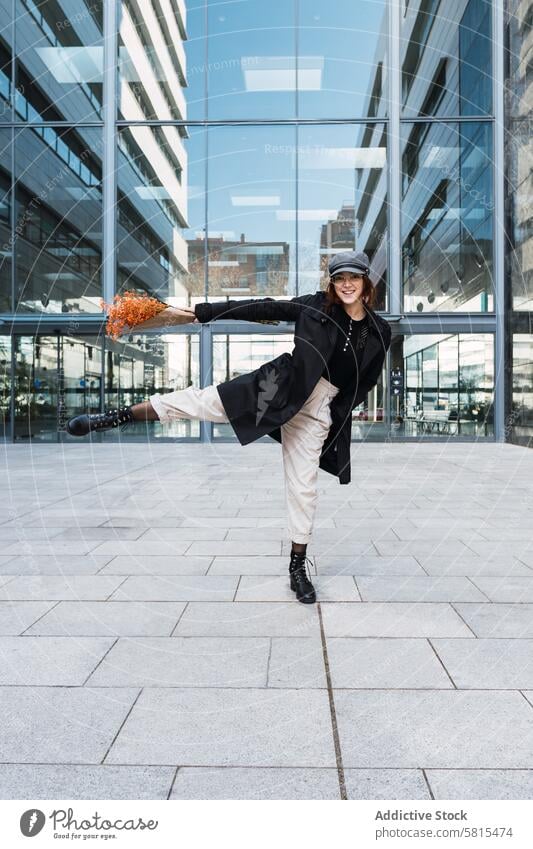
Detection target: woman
<box><xmin>66</xmin><ymin>250</ymin><xmax>392</xmax><ymax>604</ymax></box>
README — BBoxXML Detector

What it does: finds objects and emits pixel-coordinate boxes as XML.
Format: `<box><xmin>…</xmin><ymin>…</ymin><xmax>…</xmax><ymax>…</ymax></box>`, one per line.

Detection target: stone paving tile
<box><xmin>110</xmin><ymin>576</ymin><xmax>238</xmax><ymax>602</ymax></box>
<box><xmin>51</xmin><ymin>528</ymin><xmax>147</xmax><ymax>541</ymax></box>
<box><xmin>0</xmin><ymin>527</ymin><xmax>68</xmax><ymax>541</ymax></box>
<box><xmin>3</xmin><ymin>541</ymin><xmax>100</xmax><ymax>556</ymax></box>
<box><xmin>315</xmin><ymin>556</ymin><xmax>426</xmax><ymax>576</ymax></box>
<box><xmin>170</xmin><ymin>766</ymin><xmax>340</xmax><ymax>799</ymax></box>
<box><xmin>178</xmin><ymin>517</ymin><xmax>265</xmax><ymax>528</ymax></box>
<box><xmin>208</xmin><ymin>557</ymin><xmax>299</xmax><ymax>575</ymax></box>
<box><xmin>321</xmin><ymin>602</ymin><xmax>474</xmax><ymax>638</ymax></box>
<box><xmin>0</xmin><ymin>764</ymin><xmax>176</xmax><ymax>799</ymax></box>
<box><xmin>466</xmin><ymin>542</ymin><xmax>533</xmax><ymax>559</ymax></box>
<box><xmin>0</xmin><ymin>555</ymin><xmax>114</xmax><ymax>575</ymax></box>
<box><xmin>426</xmin><ymin>769</ymin><xmax>533</xmax><ymax>800</ymax></box>
<box><xmin>0</xmin><ymin>601</ymin><xmax>58</xmax><ymax>635</ymax></box>
<box><xmin>268</xmin><ymin>638</ymin><xmax>326</xmax><ymax>688</ymax></box>
<box><xmin>90</xmin><ymin>541</ymin><xmax>191</xmax><ymax>556</ymax></box>
<box><xmin>283</xmin><ymin>541</ymin><xmax>375</xmax><ymax>557</ymax></box>
<box><xmin>99</xmin><ymin>556</ymin><xmax>213</xmax><ymax>576</ymax></box>
<box><xmin>453</xmin><ymin>603</ymin><xmax>533</xmax><ymax>638</ymax></box>
<box><xmin>334</xmin><ymin>690</ymin><xmax>533</xmax><ymax>768</ymax></box>
<box><xmin>416</xmin><ymin>557</ymin><xmax>533</xmax><ymax>577</ymax></box>
<box><xmin>522</xmin><ymin>692</ymin><xmax>533</xmax><ymax>709</ymax></box>
<box><xmin>225</xmin><ymin>528</ymin><xmax>291</xmax><ymax>540</ymax></box>
<box><xmin>25</xmin><ymin>601</ymin><xmax>187</xmax><ymax>636</ymax></box>
<box><xmin>373</xmin><ymin>540</ymin><xmax>475</xmax><ymax>557</ymax></box>
<box><xmin>0</xmin><ymin>686</ymin><xmax>139</xmax><ymax>763</ymax></box>
<box><xmin>477</xmin><ymin>529</ymin><xmax>533</xmax><ymax>541</ymax></box>
<box><xmin>237</xmin><ymin>509</ymin><xmax>287</xmax><ymax>518</ymax></box>
<box><xmin>236</xmin><ymin>576</ymin><xmax>360</xmax><ymax>602</ymax></box>
<box><xmin>326</xmin><ymin>638</ymin><xmax>453</xmax><ymax>689</ymax></box>
<box><xmin>0</xmin><ymin>576</ymin><xmax>126</xmax><ymax>601</ymax></box>
<box><xmin>344</xmin><ymin>769</ymin><xmax>431</xmax><ymax>800</ymax></box>
<box><xmin>518</xmin><ymin>552</ymin><xmax>533</xmax><ymax>568</ymax></box>
<box><xmin>468</xmin><ymin>577</ymin><xmax>533</xmax><ymax>602</ymax></box>
<box><xmin>356</xmin><ymin>576</ymin><xmax>487</xmax><ymax>602</ymax></box>
<box><xmin>135</xmin><ymin>528</ymin><xmax>228</xmax><ymax>541</ymax></box>
<box><xmin>0</xmin><ymin>576</ymin><xmax>15</xmax><ymax>587</ymax></box>
<box><xmin>392</xmin><ymin>526</ymin><xmax>489</xmax><ymax>541</ymax></box>
<box><xmin>0</xmin><ymin>556</ymin><xmax>16</xmax><ymax>569</ymax></box>
<box><xmin>174</xmin><ymin>602</ymin><xmax>320</xmax><ymax>637</ymax></box>
<box><xmin>102</xmin><ymin>519</ymin><xmax>178</xmax><ymax>528</ymax></box>
<box><xmin>0</xmin><ymin>636</ymin><xmax>114</xmax><ymax>685</ymax></box>
<box><xmin>431</xmin><ymin>639</ymin><xmax>533</xmax><ymax>688</ymax></box>
<box><xmin>170</xmin><ymin>508</ymin><xmax>240</xmax><ymax>518</ymax></box>
<box><xmin>87</xmin><ymin>637</ymin><xmax>270</xmax><ymax>687</ymax></box>
<box><xmin>187</xmin><ymin>540</ymin><xmax>282</xmax><ymax>556</ymax></box>
<box><xmin>105</xmin><ymin>688</ymin><xmax>336</xmax><ymax>767</ymax></box>
<box><xmin>9</xmin><ymin>517</ymin><xmax>113</xmax><ymax>528</ymax></box>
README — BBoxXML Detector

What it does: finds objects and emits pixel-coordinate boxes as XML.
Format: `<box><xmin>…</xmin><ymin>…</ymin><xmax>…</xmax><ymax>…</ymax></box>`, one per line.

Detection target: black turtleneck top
<box><xmin>321</xmin><ymin>309</ymin><xmax>369</xmax><ymax>390</ymax></box>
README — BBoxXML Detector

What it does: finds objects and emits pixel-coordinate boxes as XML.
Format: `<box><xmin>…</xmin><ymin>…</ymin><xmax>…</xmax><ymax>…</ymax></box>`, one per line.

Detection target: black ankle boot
<box><xmin>65</xmin><ymin>407</ymin><xmax>134</xmax><ymax>437</ymax></box>
<box><xmin>289</xmin><ymin>550</ymin><xmax>316</xmax><ymax>604</ymax></box>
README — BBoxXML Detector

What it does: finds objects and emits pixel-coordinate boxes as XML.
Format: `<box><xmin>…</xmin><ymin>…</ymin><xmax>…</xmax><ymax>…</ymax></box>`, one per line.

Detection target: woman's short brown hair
<box><xmin>323</xmin><ymin>272</ymin><xmax>377</xmax><ymax>313</ymax></box>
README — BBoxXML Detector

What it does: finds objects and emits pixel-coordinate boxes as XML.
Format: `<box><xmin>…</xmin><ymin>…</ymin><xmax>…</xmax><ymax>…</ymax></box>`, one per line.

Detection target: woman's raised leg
<box><xmin>65</xmin><ymin>384</ymin><xmax>229</xmax><ymax>436</ymax></box>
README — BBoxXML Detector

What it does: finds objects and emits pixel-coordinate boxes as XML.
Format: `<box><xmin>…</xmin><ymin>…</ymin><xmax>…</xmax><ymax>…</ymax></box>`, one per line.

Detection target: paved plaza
<box><xmin>0</xmin><ymin>440</ymin><xmax>532</xmax><ymax>800</ymax></box>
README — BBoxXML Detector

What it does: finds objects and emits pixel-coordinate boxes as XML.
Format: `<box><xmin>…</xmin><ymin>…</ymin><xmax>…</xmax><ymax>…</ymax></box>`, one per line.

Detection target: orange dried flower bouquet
<box><xmin>101</xmin><ymin>291</ymin><xmax>170</xmax><ymax>340</ymax></box>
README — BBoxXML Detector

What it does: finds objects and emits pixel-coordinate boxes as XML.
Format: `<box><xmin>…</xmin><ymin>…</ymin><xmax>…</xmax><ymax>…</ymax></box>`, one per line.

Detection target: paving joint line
<box><xmin>100</xmin><ymin>687</ymin><xmax>143</xmax><ymax>764</ymax></box>
<box><xmin>19</xmin><ymin>600</ymin><xmax>62</xmax><ymax>635</ymax></box>
<box><xmin>317</xmin><ymin>602</ymin><xmax>346</xmax><ymax>801</ymax></box>
<box><xmin>448</xmin><ymin>602</ymin><xmax>479</xmax><ymax>638</ymax></box>
<box><xmin>82</xmin><ymin>637</ymin><xmax>120</xmax><ymax>686</ymax></box>
<box><xmin>421</xmin><ymin>768</ymin><xmax>435</xmax><ymax>799</ymax></box>
<box><xmin>427</xmin><ymin>638</ymin><xmax>457</xmax><ymax>688</ymax></box>
<box><xmin>166</xmin><ymin>765</ymin><xmax>180</xmax><ymax>799</ymax></box>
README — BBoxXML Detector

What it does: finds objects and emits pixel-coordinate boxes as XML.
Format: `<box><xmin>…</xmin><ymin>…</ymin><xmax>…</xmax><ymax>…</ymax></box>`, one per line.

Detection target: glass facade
<box><xmin>505</xmin><ymin>0</ymin><xmax>533</xmax><ymax>445</ymax></box>
<box><xmin>0</xmin><ymin>0</ymin><xmax>528</xmax><ymax>447</ymax></box>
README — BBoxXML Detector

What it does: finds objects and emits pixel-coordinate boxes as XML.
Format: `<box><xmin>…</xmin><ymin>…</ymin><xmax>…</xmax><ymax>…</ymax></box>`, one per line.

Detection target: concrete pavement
<box><xmin>0</xmin><ymin>440</ymin><xmax>532</xmax><ymax>800</ymax></box>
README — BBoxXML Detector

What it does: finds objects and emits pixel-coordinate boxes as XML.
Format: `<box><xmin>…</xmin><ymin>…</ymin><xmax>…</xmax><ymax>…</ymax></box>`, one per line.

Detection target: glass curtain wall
<box><xmin>505</xmin><ymin>0</ymin><xmax>533</xmax><ymax>447</ymax></box>
<box><xmin>0</xmin><ymin>0</ymin><xmax>509</xmax><ymax>444</ymax></box>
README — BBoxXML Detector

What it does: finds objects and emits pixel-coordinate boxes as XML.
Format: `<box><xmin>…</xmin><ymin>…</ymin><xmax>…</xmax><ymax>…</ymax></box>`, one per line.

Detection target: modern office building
<box><xmin>0</xmin><ymin>0</ymin><xmax>530</xmax><ymax>446</ymax></box>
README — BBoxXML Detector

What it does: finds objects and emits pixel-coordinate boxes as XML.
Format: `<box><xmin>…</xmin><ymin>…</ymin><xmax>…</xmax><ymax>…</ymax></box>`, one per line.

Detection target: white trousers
<box><xmin>149</xmin><ymin>375</ymin><xmax>340</xmax><ymax>544</ymax></box>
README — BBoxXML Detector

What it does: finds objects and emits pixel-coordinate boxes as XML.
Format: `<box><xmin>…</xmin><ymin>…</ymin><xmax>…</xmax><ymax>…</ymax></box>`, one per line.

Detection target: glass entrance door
<box><xmin>13</xmin><ymin>334</ymin><xmax>103</xmax><ymax>442</ymax></box>
<box><xmin>14</xmin><ymin>335</ymin><xmax>59</xmax><ymax>441</ymax></box>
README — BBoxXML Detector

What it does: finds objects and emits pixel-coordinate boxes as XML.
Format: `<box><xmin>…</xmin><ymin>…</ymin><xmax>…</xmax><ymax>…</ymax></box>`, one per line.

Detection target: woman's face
<box><xmin>331</xmin><ymin>272</ymin><xmax>365</xmax><ymax>306</ymax></box>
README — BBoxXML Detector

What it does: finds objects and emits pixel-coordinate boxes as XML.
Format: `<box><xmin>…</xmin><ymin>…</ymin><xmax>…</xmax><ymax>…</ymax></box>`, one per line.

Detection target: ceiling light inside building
<box><xmin>242</xmin><ymin>56</ymin><xmax>323</xmax><ymax>91</ymax></box>
<box><xmin>277</xmin><ymin>209</ymin><xmax>337</xmax><ymax>220</ymax></box>
<box><xmin>231</xmin><ymin>196</ymin><xmax>281</xmax><ymax>206</ymax></box>
<box><xmin>300</xmin><ymin>147</ymin><xmax>386</xmax><ymax>170</ymax></box>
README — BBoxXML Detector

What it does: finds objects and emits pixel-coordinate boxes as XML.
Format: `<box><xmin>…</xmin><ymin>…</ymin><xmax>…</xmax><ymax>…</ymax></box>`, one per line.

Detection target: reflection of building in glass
<box><xmin>357</xmin><ymin>0</ymin><xmax>493</xmax><ymax>314</ymax></box>
<box><xmin>117</xmin><ymin>0</ymin><xmax>190</xmax><ymax>304</ymax></box>
<box><xmin>187</xmin><ymin>234</ymin><xmax>290</xmax><ymax>298</ymax></box>
<box><xmin>320</xmin><ymin>204</ymin><xmax>355</xmax><ymax>255</ymax></box>
<box><xmin>506</xmin><ymin>0</ymin><xmax>533</xmax><ymax>445</ymax></box>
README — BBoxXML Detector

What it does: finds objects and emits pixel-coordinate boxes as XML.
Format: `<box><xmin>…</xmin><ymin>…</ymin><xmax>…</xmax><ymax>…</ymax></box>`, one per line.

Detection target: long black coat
<box><xmin>194</xmin><ymin>291</ymin><xmax>392</xmax><ymax>484</ymax></box>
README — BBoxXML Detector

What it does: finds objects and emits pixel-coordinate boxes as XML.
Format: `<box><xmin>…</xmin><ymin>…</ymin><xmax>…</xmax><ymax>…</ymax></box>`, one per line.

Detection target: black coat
<box><xmin>194</xmin><ymin>291</ymin><xmax>392</xmax><ymax>484</ymax></box>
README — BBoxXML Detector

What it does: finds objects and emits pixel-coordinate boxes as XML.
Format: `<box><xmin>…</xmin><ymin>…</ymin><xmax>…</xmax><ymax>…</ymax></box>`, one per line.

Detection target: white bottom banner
<box><xmin>1</xmin><ymin>799</ymin><xmax>533</xmax><ymax>848</ymax></box>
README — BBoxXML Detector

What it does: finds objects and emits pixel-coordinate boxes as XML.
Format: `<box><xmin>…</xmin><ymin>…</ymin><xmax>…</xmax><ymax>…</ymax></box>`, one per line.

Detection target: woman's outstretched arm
<box><xmin>193</xmin><ymin>293</ymin><xmax>316</xmax><ymax>324</ymax></box>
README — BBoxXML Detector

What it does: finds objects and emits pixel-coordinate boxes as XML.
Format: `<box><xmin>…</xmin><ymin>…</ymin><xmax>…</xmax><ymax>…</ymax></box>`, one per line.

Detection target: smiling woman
<box><xmin>64</xmin><ymin>250</ymin><xmax>391</xmax><ymax>606</ymax></box>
